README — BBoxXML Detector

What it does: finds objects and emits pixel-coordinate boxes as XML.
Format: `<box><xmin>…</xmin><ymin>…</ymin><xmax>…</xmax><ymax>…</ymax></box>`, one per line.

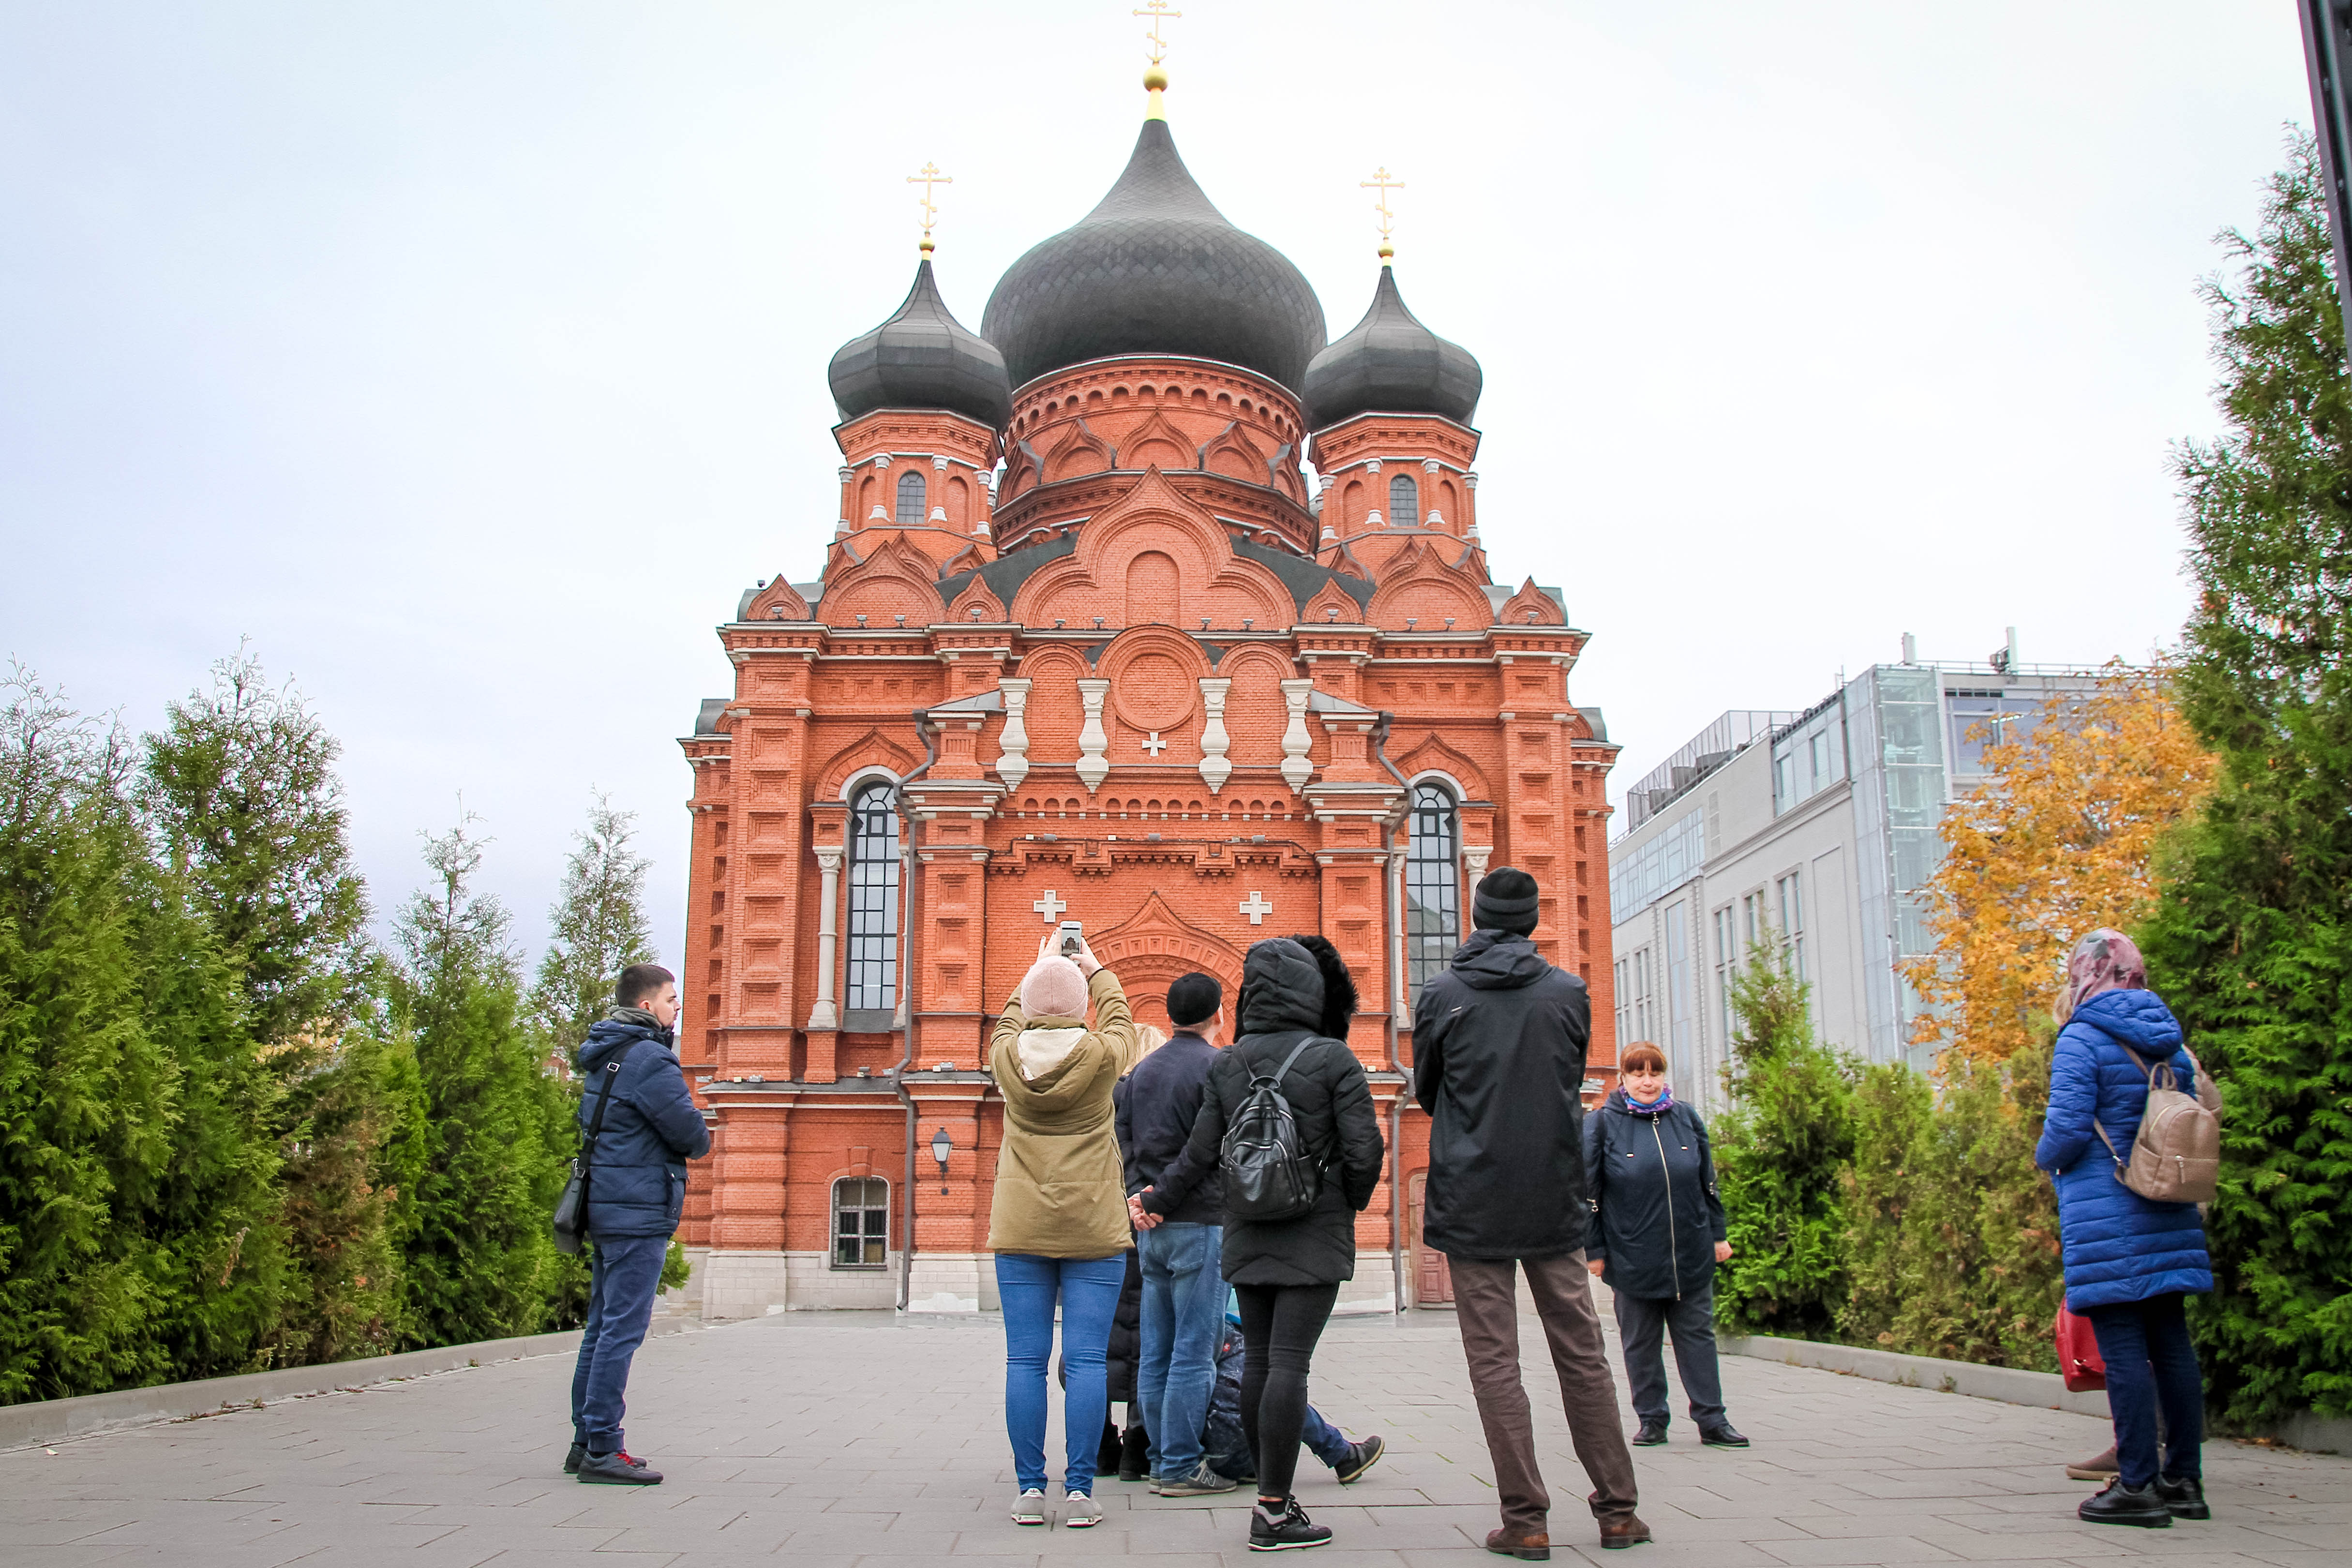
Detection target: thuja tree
<box><xmin>394</xmin><ymin>813</ymin><xmax>561</xmax><ymax>1348</ymax></box>
<box><xmin>2141</xmin><ymin>134</ymin><xmax>2352</xmax><ymax>1427</ymax></box>
<box><xmin>1711</xmin><ymin>936</ymin><xmax>1856</xmax><ymax>1339</ymax></box>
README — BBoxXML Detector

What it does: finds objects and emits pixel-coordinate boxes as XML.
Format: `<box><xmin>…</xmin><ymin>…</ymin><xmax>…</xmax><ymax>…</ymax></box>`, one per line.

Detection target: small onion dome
<box><xmin>1303</xmin><ymin>265</ymin><xmax>1482</xmax><ymax>431</ymax></box>
<box><xmin>983</xmin><ymin>119</ymin><xmax>1327</xmax><ymax>393</ymax></box>
<box><xmin>828</xmin><ymin>259</ymin><xmax>1013</xmax><ymax>429</ymax></box>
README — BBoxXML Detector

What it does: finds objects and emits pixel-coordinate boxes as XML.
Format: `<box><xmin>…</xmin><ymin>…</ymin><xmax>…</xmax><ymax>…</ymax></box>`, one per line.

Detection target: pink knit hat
<box><xmin>1019</xmin><ymin>956</ymin><xmax>1090</xmax><ymax>1019</ymax></box>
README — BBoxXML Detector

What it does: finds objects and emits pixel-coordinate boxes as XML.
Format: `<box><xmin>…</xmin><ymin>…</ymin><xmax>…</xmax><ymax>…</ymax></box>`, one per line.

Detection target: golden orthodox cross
<box><xmin>1134</xmin><ymin>0</ymin><xmax>1181</xmax><ymax>66</ymax></box>
<box><xmin>907</xmin><ymin>162</ymin><xmax>951</xmax><ymax>252</ymax></box>
<box><xmin>1362</xmin><ymin>167</ymin><xmax>1404</xmax><ymax>256</ymax></box>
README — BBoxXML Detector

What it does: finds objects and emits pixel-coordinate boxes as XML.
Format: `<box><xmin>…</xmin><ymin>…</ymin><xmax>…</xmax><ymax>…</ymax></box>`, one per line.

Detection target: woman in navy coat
<box><xmin>2035</xmin><ymin>929</ymin><xmax>2212</xmax><ymax>1528</ymax></box>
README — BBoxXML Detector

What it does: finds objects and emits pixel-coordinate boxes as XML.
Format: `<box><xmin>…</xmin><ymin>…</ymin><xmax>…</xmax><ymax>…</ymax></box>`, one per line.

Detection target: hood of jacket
<box><xmin>1015</xmin><ymin>1020</ymin><xmax>1089</xmax><ymax>1082</ymax></box>
<box><xmin>1448</xmin><ymin>929</ymin><xmax>1551</xmax><ymax>991</ymax></box>
<box><xmin>1237</xmin><ymin>938</ymin><xmax>1326</xmax><ymax>1035</ymax></box>
<box><xmin>2070</xmin><ymin>988</ymin><xmax>2183</xmax><ymax>1056</ymax></box>
<box><xmin>578</xmin><ymin>1015</ymin><xmax>673</xmax><ymax>1073</ymax></box>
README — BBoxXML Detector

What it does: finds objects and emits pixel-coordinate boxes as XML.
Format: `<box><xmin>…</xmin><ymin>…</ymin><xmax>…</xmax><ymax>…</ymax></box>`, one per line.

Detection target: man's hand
<box><xmin>1128</xmin><ymin>1192</ymin><xmax>1159</xmax><ymax>1230</ymax></box>
<box><xmin>1714</xmin><ymin>1240</ymin><xmax>1733</xmax><ymax>1264</ymax></box>
<box><xmin>1586</xmin><ymin>1257</ymin><xmax>1605</xmax><ymax>1278</ymax></box>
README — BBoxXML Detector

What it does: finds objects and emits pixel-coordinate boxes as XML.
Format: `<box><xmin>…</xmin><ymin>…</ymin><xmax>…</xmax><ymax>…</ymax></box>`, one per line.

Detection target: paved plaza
<box><xmin>4</xmin><ymin>1305</ymin><xmax>2347</xmax><ymax>1568</ymax></box>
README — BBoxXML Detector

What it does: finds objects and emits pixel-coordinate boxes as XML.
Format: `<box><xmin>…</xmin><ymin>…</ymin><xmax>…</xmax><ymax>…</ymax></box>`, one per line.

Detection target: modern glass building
<box><xmin>1607</xmin><ymin>639</ymin><xmax>2123</xmax><ymax>1109</ymax></box>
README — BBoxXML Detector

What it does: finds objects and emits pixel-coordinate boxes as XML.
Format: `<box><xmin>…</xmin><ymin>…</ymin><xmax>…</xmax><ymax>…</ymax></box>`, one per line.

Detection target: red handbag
<box><xmin>2056</xmin><ymin>1305</ymin><xmax>2106</xmax><ymax>1392</ymax></box>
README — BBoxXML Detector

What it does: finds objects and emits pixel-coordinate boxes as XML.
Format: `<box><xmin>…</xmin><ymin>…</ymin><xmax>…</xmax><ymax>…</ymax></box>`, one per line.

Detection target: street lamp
<box><xmin>930</xmin><ymin>1125</ymin><xmax>952</xmax><ymax>1193</ymax></box>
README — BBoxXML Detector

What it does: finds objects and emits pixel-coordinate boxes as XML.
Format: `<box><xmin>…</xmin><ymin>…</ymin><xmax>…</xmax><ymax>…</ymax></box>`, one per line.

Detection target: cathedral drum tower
<box><xmin>676</xmin><ymin>67</ymin><xmax>1619</xmax><ymax>1319</ymax></box>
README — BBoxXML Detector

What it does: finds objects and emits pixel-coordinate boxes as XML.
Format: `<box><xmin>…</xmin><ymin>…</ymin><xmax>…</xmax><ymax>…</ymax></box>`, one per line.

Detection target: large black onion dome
<box><xmin>982</xmin><ymin>120</ymin><xmax>1327</xmax><ymax>393</ymax></box>
<box><xmin>828</xmin><ymin>259</ymin><xmax>1013</xmax><ymax>429</ymax></box>
<box><xmin>1303</xmin><ymin>265</ymin><xmax>1482</xmax><ymax>431</ymax></box>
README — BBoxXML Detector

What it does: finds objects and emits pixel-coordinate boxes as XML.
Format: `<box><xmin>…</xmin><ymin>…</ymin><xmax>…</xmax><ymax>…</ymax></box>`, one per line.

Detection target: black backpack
<box><xmin>1218</xmin><ymin>1037</ymin><xmax>1325</xmax><ymax>1223</ymax></box>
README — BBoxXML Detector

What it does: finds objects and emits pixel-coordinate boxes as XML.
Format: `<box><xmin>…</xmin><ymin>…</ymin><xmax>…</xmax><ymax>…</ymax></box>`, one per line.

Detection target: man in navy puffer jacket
<box><xmin>566</xmin><ymin>963</ymin><xmax>711</xmax><ymax>1485</ymax></box>
<box><xmin>2035</xmin><ymin>929</ymin><xmax>2212</xmax><ymax>1529</ymax></box>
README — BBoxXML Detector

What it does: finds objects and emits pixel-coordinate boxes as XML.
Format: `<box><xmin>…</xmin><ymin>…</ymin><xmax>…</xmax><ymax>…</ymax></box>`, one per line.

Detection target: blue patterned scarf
<box><xmin>1623</xmin><ymin>1085</ymin><xmax>1675</xmax><ymax>1118</ymax></box>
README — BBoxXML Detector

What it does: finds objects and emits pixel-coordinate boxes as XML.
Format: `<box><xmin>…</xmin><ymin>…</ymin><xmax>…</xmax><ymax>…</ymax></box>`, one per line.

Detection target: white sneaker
<box><xmin>1064</xmin><ymin>1490</ymin><xmax>1103</xmax><ymax>1528</ymax></box>
<box><xmin>1011</xmin><ymin>1488</ymin><xmax>1048</xmax><ymax>1526</ymax></box>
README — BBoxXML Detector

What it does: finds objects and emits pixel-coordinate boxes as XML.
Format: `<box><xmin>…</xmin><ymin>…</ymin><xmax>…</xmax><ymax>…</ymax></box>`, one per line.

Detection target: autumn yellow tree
<box><xmin>1905</xmin><ymin>663</ymin><xmax>2216</xmax><ymax>1064</ymax></box>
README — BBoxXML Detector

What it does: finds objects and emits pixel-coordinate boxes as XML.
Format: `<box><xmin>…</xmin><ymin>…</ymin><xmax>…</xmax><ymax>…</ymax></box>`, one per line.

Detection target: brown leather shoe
<box><xmin>1598</xmin><ymin>1515</ymin><xmax>1653</xmax><ymax>1550</ymax></box>
<box><xmin>1486</xmin><ymin>1526</ymin><xmax>1551</xmax><ymax>1560</ymax></box>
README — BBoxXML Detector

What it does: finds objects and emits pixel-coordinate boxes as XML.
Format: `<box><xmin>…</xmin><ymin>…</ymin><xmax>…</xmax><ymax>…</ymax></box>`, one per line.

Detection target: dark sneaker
<box><xmin>2066</xmin><ymin>1444</ymin><xmax>2120</xmax><ymax>1481</ymax></box>
<box><xmin>1699</xmin><ymin>1423</ymin><xmax>1750</xmax><ymax>1449</ymax></box>
<box><xmin>2157</xmin><ymin>1475</ymin><xmax>2209</xmax><ymax>1521</ymax></box>
<box><xmin>1249</xmin><ymin>1497</ymin><xmax>1333</xmax><ymax>1552</ymax></box>
<box><xmin>1486</xmin><ymin>1525</ymin><xmax>1552</xmax><ymax>1560</ymax></box>
<box><xmin>2077</xmin><ymin>1478</ymin><xmax>2172</xmax><ymax>1528</ymax></box>
<box><xmin>1335</xmin><ymin>1434</ymin><xmax>1385</xmax><ymax>1484</ymax></box>
<box><xmin>577</xmin><ymin>1449</ymin><xmax>661</xmax><ymax>1485</ymax></box>
<box><xmin>564</xmin><ymin>1441</ymin><xmax>584</xmax><ymax>1475</ymax></box>
<box><xmin>1160</xmin><ymin>1461</ymin><xmax>1239</xmax><ymax>1496</ymax></box>
<box><xmin>1598</xmin><ymin>1515</ymin><xmax>1653</xmax><ymax>1551</ymax></box>
<box><xmin>1064</xmin><ymin>1491</ymin><xmax>1103</xmax><ymax>1528</ymax></box>
<box><xmin>1631</xmin><ymin>1419</ymin><xmax>1668</xmax><ymax>1447</ymax></box>
<box><xmin>1119</xmin><ymin>1423</ymin><xmax>1151</xmax><ymax>1483</ymax></box>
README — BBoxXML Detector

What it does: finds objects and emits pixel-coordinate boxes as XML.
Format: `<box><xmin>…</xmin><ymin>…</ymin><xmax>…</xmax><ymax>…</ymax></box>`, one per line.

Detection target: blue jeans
<box><xmin>997</xmin><ymin>1252</ymin><xmax>1127</xmax><ymax>1494</ymax></box>
<box><xmin>2086</xmin><ymin>1292</ymin><xmax>2203</xmax><ymax>1489</ymax></box>
<box><xmin>1301</xmin><ymin>1404</ymin><xmax>1353</xmax><ymax>1468</ymax></box>
<box><xmin>1136</xmin><ymin>1222</ymin><xmax>1226</xmax><ymax>1478</ymax></box>
<box><xmin>569</xmin><ymin>1233</ymin><xmax>670</xmax><ymax>1453</ymax></box>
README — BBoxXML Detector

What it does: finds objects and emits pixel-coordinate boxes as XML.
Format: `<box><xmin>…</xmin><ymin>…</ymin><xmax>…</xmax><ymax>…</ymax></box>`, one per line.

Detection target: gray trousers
<box><xmin>1611</xmin><ymin>1280</ymin><xmax>1726</xmax><ymax>1427</ymax></box>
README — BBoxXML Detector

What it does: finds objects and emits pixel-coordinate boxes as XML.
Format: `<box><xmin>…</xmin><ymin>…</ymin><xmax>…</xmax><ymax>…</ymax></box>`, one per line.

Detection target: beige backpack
<box><xmin>2094</xmin><ymin>1044</ymin><xmax>2220</xmax><ymax>1205</ymax></box>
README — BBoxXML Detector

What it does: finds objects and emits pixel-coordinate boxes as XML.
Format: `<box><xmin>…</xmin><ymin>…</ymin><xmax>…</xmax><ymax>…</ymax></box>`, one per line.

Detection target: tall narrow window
<box><xmin>831</xmin><ymin>1176</ymin><xmax>888</xmax><ymax>1268</ymax></box>
<box><xmin>895</xmin><ymin>470</ymin><xmax>927</xmax><ymax>525</ymax></box>
<box><xmin>1776</xmin><ymin>869</ymin><xmax>1806</xmax><ymax>982</ymax></box>
<box><xmin>1404</xmin><ymin>783</ymin><xmax>1460</xmax><ymax>1002</ymax></box>
<box><xmin>1615</xmin><ymin>957</ymin><xmax>1629</xmax><ymax>1048</ymax></box>
<box><xmin>847</xmin><ymin>782</ymin><xmax>900</xmax><ymax>1012</ymax></box>
<box><xmin>1389</xmin><ymin>473</ymin><xmax>1420</xmax><ymax>526</ymax></box>
<box><xmin>1666</xmin><ymin>902</ymin><xmax>1693</xmax><ymax>1086</ymax></box>
<box><xmin>1713</xmin><ymin>906</ymin><xmax>1736</xmax><ymax>1054</ymax></box>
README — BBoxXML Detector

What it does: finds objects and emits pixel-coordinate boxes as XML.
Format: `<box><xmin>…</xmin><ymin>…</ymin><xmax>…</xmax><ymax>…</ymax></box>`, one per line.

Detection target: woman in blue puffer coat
<box><xmin>2034</xmin><ymin>929</ymin><xmax>2211</xmax><ymax>1529</ymax></box>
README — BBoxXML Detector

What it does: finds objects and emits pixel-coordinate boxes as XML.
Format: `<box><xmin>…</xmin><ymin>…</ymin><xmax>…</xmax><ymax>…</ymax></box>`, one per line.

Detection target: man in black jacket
<box><xmin>1116</xmin><ymin>972</ymin><xmax>1238</xmax><ymax>1496</ymax></box>
<box><xmin>566</xmin><ymin>963</ymin><xmax>711</xmax><ymax>1486</ymax></box>
<box><xmin>1413</xmin><ymin>868</ymin><xmax>1648</xmax><ymax>1556</ymax></box>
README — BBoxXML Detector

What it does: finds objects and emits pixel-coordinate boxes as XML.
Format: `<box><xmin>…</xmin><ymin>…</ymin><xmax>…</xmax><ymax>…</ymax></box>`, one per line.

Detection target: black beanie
<box><xmin>1472</xmin><ymin>867</ymin><xmax>1541</xmax><ymax>935</ymax></box>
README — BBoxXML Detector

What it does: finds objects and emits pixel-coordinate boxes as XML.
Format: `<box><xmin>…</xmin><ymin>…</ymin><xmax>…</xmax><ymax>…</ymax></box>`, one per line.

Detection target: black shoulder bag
<box><xmin>551</xmin><ymin>1045</ymin><xmax>637</xmax><ymax>1255</ymax></box>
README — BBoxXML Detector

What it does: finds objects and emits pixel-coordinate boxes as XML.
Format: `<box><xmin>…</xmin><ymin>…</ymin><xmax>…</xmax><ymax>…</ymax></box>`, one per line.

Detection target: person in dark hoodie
<box><xmin>1414</xmin><ymin>867</ymin><xmax>1647</xmax><ymax>1559</ymax></box>
<box><xmin>1132</xmin><ymin>936</ymin><xmax>1384</xmax><ymax>1553</ymax></box>
<box><xmin>1583</xmin><ymin>1040</ymin><xmax>1743</xmax><ymax>1449</ymax></box>
<box><xmin>566</xmin><ymin>963</ymin><xmax>711</xmax><ymax>1486</ymax></box>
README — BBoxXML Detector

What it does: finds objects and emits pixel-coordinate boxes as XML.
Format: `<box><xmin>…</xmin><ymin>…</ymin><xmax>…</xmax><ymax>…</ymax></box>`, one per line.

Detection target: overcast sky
<box><xmin>1</xmin><ymin>1</ymin><xmax>2313</xmax><ymax>971</ymax></box>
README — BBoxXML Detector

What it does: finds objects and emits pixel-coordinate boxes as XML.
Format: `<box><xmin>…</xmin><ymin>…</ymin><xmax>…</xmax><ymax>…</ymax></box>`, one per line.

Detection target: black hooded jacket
<box><xmin>1411</xmin><ymin>929</ymin><xmax>1593</xmax><ymax>1260</ymax></box>
<box><xmin>1141</xmin><ymin>938</ymin><xmax>1385</xmax><ymax>1286</ymax></box>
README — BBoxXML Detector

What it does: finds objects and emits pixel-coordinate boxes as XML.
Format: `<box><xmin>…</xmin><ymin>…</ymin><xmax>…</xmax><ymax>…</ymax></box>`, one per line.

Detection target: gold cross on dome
<box><xmin>907</xmin><ymin>162</ymin><xmax>951</xmax><ymax>252</ymax></box>
<box><xmin>1134</xmin><ymin>0</ymin><xmax>1181</xmax><ymax>66</ymax></box>
<box><xmin>1362</xmin><ymin>167</ymin><xmax>1405</xmax><ymax>256</ymax></box>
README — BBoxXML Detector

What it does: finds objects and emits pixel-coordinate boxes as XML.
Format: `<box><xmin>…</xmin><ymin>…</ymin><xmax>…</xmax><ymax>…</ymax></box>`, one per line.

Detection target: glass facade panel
<box><xmin>847</xmin><ymin>783</ymin><xmax>900</xmax><ymax>1012</ymax></box>
<box><xmin>1665</xmin><ymin>901</ymin><xmax>1693</xmax><ymax>1086</ymax></box>
<box><xmin>1608</xmin><ymin>807</ymin><xmax>1706</xmax><ymax>920</ymax></box>
<box><xmin>1405</xmin><ymin>784</ymin><xmax>1460</xmax><ymax>1001</ymax></box>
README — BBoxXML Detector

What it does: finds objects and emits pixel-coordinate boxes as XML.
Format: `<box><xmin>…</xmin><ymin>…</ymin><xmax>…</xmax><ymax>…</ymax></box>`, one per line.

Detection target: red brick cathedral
<box><xmin>676</xmin><ymin>90</ymin><xmax>1619</xmax><ymax>1318</ymax></box>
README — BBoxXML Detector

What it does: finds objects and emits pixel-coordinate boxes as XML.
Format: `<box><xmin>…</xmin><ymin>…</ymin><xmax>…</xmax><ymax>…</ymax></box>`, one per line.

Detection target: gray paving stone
<box><xmin>3</xmin><ymin>1310</ymin><xmax>2347</xmax><ymax>1568</ymax></box>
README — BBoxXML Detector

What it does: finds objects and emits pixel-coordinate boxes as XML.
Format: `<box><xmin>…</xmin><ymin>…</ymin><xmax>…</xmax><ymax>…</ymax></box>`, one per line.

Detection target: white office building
<box><xmin>1608</xmin><ymin>636</ymin><xmax>2125</xmax><ymax>1113</ymax></box>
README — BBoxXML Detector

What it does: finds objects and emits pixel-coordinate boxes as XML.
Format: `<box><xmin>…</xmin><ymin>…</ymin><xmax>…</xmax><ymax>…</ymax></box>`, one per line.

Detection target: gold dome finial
<box><xmin>907</xmin><ymin>161</ymin><xmax>951</xmax><ymax>255</ymax></box>
<box><xmin>1135</xmin><ymin>0</ymin><xmax>1180</xmax><ymax>119</ymax></box>
<box><xmin>1362</xmin><ymin>166</ymin><xmax>1404</xmax><ymax>264</ymax></box>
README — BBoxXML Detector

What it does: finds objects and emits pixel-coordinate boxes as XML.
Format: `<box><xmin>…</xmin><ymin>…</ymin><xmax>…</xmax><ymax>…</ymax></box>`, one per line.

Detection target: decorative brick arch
<box><xmin>1088</xmin><ymin>890</ymin><xmax>1244</xmax><ymax>1031</ymax></box>
<box><xmin>822</xmin><ymin>534</ymin><xmax>944</xmax><ymax>628</ymax></box>
<box><xmin>1365</xmin><ymin>539</ymin><xmax>1495</xmax><ymax>631</ymax></box>
<box><xmin>1392</xmin><ymin>731</ymin><xmax>1491</xmax><ymax>802</ymax></box>
<box><xmin>816</xmin><ymin>728</ymin><xmax>921</xmax><ymax>800</ymax></box>
<box><xmin>1498</xmin><ymin>576</ymin><xmax>1566</xmax><ymax>626</ymax></box>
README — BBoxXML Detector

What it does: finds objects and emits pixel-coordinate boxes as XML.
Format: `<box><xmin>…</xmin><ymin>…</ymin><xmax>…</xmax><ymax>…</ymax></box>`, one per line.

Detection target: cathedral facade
<box><xmin>676</xmin><ymin>97</ymin><xmax>1619</xmax><ymax>1319</ymax></box>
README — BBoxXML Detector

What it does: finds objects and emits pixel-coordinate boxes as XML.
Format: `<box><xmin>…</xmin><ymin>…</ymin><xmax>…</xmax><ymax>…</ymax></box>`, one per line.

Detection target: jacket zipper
<box><xmin>1649</xmin><ymin>1114</ymin><xmax>1682</xmax><ymax>1301</ymax></box>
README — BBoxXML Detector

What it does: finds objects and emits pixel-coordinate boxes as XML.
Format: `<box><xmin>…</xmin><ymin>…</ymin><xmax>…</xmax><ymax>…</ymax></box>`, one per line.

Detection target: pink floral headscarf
<box><xmin>2059</xmin><ymin>928</ymin><xmax>2147</xmax><ymax>1022</ymax></box>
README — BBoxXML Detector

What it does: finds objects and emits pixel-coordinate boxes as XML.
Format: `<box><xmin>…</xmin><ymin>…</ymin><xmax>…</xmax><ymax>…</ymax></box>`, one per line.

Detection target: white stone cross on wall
<box><xmin>1033</xmin><ymin>890</ymin><xmax>1068</xmax><ymax>925</ymax></box>
<box><xmin>1239</xmin><ymin>891</ymin><xmax>1273</xmax><ymax>925</ymax></box>
<box><xmin>1142</xmin><ymin>732</ymin><xmax>1167</xmax><ymax>756</ymax></box>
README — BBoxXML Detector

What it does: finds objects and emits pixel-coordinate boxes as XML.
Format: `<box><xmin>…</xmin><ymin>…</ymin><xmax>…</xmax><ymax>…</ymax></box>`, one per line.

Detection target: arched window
<box><xmin>846</xmin><ymin>782</ymin><xmax>899</xmax><ymax>1013</ymax></box>
<box><xmin>896</xmin><ymin>470</ymin><xmax>927</xmax><ymax>525</ymax></box>
<box><xmin>1405</xmin><ymin>782</ymin><xmax>1460</xmax><ymax>1002</ymax></box>
<box><xmin>1389</xmin><ymin>473</ymin><xmax>1420</xmax><ymax>527</ymax></box>
<box><xmin>831</xmin><ymin>1176</ymin><xmax>888</xmax><ymax>1268</ymax></box>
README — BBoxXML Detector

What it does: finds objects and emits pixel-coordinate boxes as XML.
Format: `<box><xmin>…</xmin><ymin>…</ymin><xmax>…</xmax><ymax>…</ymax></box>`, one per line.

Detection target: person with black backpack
<box><xmin>1130</xmin><ymin>936</ymin><xmax>1384</xmax><ymax>1553</ymax></box>
<box><xmin>562</xmin><ymin>963</ymin><xmax>710</xmax><ymax>1485</ymax></box>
